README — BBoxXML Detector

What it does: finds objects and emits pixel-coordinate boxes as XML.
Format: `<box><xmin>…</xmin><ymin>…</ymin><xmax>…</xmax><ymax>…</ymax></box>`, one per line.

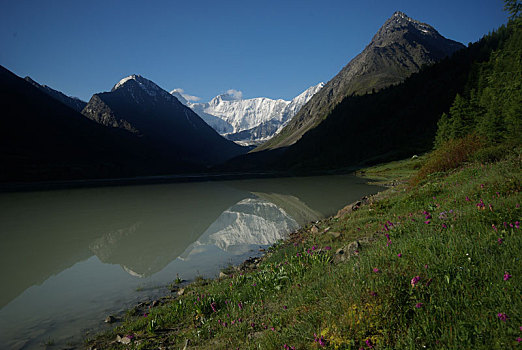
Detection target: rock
<box><xmin>323</xmin><ymin>227</ymin><xmax>331</xmax><ymax>233</ymax></box>
<box><xmin>329</xmin><ymin>231</ymin><xmax>341</xmax><ymax>239</ymax></box>
<box><xmin>104</xmin><ymin>315</ymin><xmax>118</xmax><ymax>323</ymax></box>
<box><xmin>177</xmin><ymin>288</ymin><xmax>185</xmax><ymax>296</ymax></box>
<box><xmin>219</xmin><ymin>272</ymin><xmax>228</xmax><ymax>278</ymax></box>
<box><xmin>310</xmin><ymin>225</ymin><xmax>319</xmax><ymax>234</ymax></box>
<box><xmin>116</xmin><ymin>335</ymin><xmax>132</xmax><ymax>344</ymax></box>
<box><xmin>334</xmin><ymin>241</ymin><xmax>361</xmax><ymax>263</ymax></box>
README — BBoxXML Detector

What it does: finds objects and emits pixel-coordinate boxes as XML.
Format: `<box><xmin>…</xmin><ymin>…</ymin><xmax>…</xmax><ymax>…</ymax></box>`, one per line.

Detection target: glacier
<box><xmin>170</xmin><ymin>82</ymin><xmax>324</xmax><ymax>145</ymax></box>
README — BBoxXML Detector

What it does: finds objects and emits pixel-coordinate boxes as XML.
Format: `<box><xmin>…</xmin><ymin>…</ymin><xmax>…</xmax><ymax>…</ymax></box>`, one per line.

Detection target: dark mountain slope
<box><xmin>24</xmin><ymin>76</ymin><xmax>87</xmax><ymax>112</ymax></box>
<box><xmin>0</xmin><ymin>66</ymin><xmax>193</xmax><ymax>183</ymax></box>
<box><xmin>256</xmin><ymin>11</ymin><xmax>464</xmax><ymax>151</ymax></box>
<box><xmin>82</xmin><ymin>75</ymin><xmax>247</xmax><ymax>166</ymax></box>
<box><xmin>221</xmin><ymin>24</ymin><xmax>506</xmax><ymax>173</ymax></box>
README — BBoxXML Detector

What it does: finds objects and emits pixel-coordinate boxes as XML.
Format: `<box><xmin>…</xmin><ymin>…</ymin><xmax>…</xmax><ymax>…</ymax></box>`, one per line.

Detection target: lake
<box><xmin>0</xmin><ymin>175</ymin><xmax>382</xmax><ymax>349</ymax></box>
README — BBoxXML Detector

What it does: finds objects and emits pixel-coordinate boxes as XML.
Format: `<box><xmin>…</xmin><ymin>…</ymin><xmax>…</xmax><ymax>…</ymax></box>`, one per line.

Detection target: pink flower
<box><xmin>504</xmin><ymin>272</ymin><xmax>512</xmax><ymax>281</ymax></box>
<box><xmin>411</xmin><ymin>276</ymin><xmax>421</xmax><ymax>287</ymax></box>
<box><xmin>424</xmin><ymin>220</ymin><xmax>431</xmax><ymax>224</ymax></box>
<box><xmin>497</xmin><ymin>313</ymin><xmax>508</xmax><ymax>322</ymax></box>
<box><xmin>415</xmin><ymin>302</ymin><xmax>424</xmax><ymax>308</ymax></box>
<box><xmin>442</xmin><ymin>223</ymin><xmax>447</xmax><ymax>228</ymax></box>
<box><xmin>324</xmin><ymin>246</ymin><xmax>331</xmax><ymax>251</ymax></box>
<box><xmin>373</xmin><ymin>268</ymin><xmax>380</xmax><ymax>273</ymax></box>
<box><xmin>497</xmin><ymin>238</ymin><xmax>503</xmax><ymax>244</ymax></box>
<box><xmin>397</xmin><ymin>253</ymin><xmax>402</xmax><ymax>258</ymax></box>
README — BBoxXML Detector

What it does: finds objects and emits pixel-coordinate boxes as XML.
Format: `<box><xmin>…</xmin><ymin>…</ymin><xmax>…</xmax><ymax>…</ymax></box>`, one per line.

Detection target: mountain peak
<box><xmin>111</xmin><ymin>74</ymin><xmax>165</xmax><ymax>98</ymax></box>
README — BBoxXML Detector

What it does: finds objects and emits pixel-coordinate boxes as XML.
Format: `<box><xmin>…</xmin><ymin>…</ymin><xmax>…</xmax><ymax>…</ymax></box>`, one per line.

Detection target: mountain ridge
<box><xmin>255</xmin><ymin>11</ymin><xmax>465</xmax><ymax>151</ymax></box>
<box><xmin>174</xmin><ymin>83</ymin><xmax>324</xmax><ymax>145</ymax></box>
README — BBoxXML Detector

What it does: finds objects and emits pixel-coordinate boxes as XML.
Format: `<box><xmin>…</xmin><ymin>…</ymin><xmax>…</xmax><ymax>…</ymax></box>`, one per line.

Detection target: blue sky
<box><xmin>0</xmin><ymin>0</ymin><xmax>508</xmax><ymax>102</ymax></box>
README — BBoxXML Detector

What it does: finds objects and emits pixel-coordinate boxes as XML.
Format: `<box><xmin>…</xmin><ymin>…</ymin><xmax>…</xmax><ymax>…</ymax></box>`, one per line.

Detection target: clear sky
<box><xmin>0</xmin><ymin>0</ymin><xmax>509</xmax><ymax>103</ymax></box>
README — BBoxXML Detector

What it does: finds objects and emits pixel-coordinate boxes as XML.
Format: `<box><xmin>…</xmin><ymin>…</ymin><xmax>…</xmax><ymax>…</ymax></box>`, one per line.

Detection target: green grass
<box><xmin>87</xmin><ymin>152</ymin><xmax>521</xmax><ymax>349</ymax></box>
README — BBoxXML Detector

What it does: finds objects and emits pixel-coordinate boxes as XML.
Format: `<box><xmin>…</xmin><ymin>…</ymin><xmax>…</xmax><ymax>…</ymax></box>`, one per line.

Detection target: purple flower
<box><xmin>497</xmin><ymin>313</ymin><xmax>508</xmax><ymax>322</ymax></box>
<box><xmin>314</xmin><ymin>333</ymin><xmax>326</xmax><ymax>347</ymax></box>
<box><xmin>415</xmin><ymin>302</ymin><xmax>424</xmax><ymax>308</ymax></box>
<box><xmin>517</xmin><ymin>337</ymin><xmax>522</xmax><ymax>343</ymax></box>
<box><xmin>238</xmin><ymin>302</ymin><xmax>243</xmax><ymax>310</ymax></box>
<box><xmin>373</xmin><ymin>268</ymin><xmax>380</xmax><ymax>273</ymax></box>
<box><xmin>324</xmin><ymin>246</ymin><xmax>331</xmax><ymax>251</ymax></box>
<box><xmin>369</xmin><ymin>291</ymin><xmax>378</xmax><ymax>297</ymax></box>
<box><xmin>283</xmin><ymin>305</ymin><xmax>288</xmax><ymax>310</ymax></box>
<box><xmin>504</xmin><ymin>272</ymin><xmax>512</xmax><ymax>281</ymax></box>
<box><xmin>365</xmin><ymin>339</ymin><xmax>374</xmax><ymax>348</ymax></box>
<box><xmin>497</xmin><ymin>238</ymin><xmax>503</xmax><ymax>245</ymax></box>
<box><xmin>465</xmin><ymin>196</ymin><xmax>471</xmax><ymax>202</ymax></box>
<box><xmin>424</xmin><ymin>220</ymin><xmax>431</xmax><ymax>224</ymax></box>
<box><xmin>143</xmin><ymin>313</ymin><xmax>148</xmax><ymax>317</ymax></box>
<box><xmin>411</xmin><ymin>276</ymin><xmax>421</xmax><ymax>287</ymax></box>
<box><xmin>442</xmin><ymin>223</ymin><xmax>447</xmax><ymax>229</ymax></box>
<box><xmin>397</xmin><ymin>253</ymin><xmax>402</xmax><ymax>258</ymax></box>
<box><xmin>210</xmin><ymin>302</ymin><xmax>218</xmax><ymax>313</ymax></box>
<box><xmin>424</xmin><ymin>264</ymin><xmax>429</xmax><ymax>269</ymax></box>
<box><xmin>516</xmin><ymin>221</ymin><xmax>520</xmax><ymax>229</ymax></box>
<box><xmin>251</xmin><ymin>322</ymin><xmax>255</xmax><ymax>328</ymax></box>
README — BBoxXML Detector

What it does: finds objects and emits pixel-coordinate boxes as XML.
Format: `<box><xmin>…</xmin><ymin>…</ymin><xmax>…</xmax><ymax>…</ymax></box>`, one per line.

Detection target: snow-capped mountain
<box><xmin>170</xmin><ymin>83</ymin><xmax>324</xmax><ymax>145</ymax></box>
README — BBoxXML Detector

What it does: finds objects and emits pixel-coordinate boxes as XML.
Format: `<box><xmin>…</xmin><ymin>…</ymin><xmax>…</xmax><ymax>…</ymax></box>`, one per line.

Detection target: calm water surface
<box><xmin>0</xmin><ymin>175</ymin><xmax>382</xmax><ymax>349</ymax></box>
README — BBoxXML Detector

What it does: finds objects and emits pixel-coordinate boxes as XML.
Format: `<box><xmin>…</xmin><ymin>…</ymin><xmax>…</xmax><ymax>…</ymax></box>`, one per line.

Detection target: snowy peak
<box><xmin>173</xmin><ymin>83</ymin><xmax>324</xmax><ymax>145</ymax></box>
<box><xmin>111</xmin><ymin>74</ymin><xmax>169</xmax><ymax>99</ymax></box>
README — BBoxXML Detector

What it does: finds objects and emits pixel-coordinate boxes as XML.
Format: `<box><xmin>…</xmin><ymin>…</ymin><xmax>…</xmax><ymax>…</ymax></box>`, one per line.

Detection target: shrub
<box><xmin>411</xmin><ymin>135</ymin><xmax>483</xmax><ymax>185</ymax></box>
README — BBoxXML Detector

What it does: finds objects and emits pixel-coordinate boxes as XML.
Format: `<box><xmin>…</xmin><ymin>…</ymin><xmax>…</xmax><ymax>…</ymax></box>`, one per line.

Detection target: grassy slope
<box><xmin>87</xmin><ymin>153</ymin><xmax>521</xmax><ymax>349</ymax></box>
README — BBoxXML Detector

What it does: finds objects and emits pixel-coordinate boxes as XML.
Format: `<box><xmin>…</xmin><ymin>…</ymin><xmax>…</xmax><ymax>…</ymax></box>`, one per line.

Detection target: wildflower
<box><xmin>210</xmin><ymin>302</ymin><xmax>218</xmax><ymax>313</ymax></box>
<box><xmin>373</xmin><ymin>268</ymin><xmax>380</xmax><ymax>273</ymax></box>
<box><xmin>425</xmin><ymin>278</ymin><xmax>433</xmax><ymax>287</ymax></box>
<box><xmin>238</xmin><ymin>302</ymin><xmax>243</xmax><ymax>310</ymax></box>
<box><xmin>497</xmin><ymin>238</ymin><xmax>503</xmax><ymax>244</ymax></box>
<box><xmin>492</xmin><ymin>224</ymin><xmax>497</xmax><ymax>231</ymax></box>
<box><xmin>497</xmin><ymin>313</ymin><xmax>508</xmax><ymax>322</ymax></box>
<box><xmin>411</xmin><ymin>276</ymin><xmax>421</xmax><ymax>287</ymax></box>
<box><xmin>312</xmin><ymin>245</ymin><xmax>317</xmax><ymax>251</ymax></box>
<box><xmin>517</xmin><ymin>337</ymin><xmax>522</xmax><ymax>343</ymax></box>
<box><xmin>489</xmin><ymin>203</ymin><xmax>494</xmax><ymax>211</ymax></box>
<box><xmin>251</xmin><ymin>322</ymin><xmax>255</xmax><ymax>328</ymax></box>
<box><xmin>424</xmin><ymin>220</ymin><xmax>431</xmax><ymax>224</ymax></box>
<box><xmin>252</xmin><ymin>283</ymin><xmax>256</xmax><ymax>286</ymax></box>
<box><xmin>415</xmin><ymin>302</ymin><xmax>424</xmax><ymax>308</ymax></box>
<box><xmin>425</xmin><ymin>214</ymin><xmax>432</xmax><ymax>220</ymax></box>
<box><xmin>516</xmin><ymin>221</ymin><xmax>520</xmax><ymax>229</ymax></box>
<box><xmin>442</xmin><ymin>223</ymin><xmax>447</xmax><ymax>229</ymax></box>
<box><xmin>365</xmin><ymin>339</ymin><xmax>374</xmax><ymax>348</ymax></box>
<box><xmin>503</xmin><ymin>222</ymin><xmax>508</xmax><ymax>228</ymax></box>
<box><xmin>397</xmin><ymin>253</ymin><xmax>402</xmax><ymax>258</ymax></box>
<box><xmin>283</xmin><ymin>305</ymin><xmax>288</xmax><ymax>310</ymax></box>
<box><xmin>424</xmin><ymin>264</ymin><xmax>429</xmax><ymax>269</ymax></box>
<box><xmin>324</xmin><ymin>246</ymin><xmax>331</xmax><ymax>251</ymax></box>
<box><xmin>480</xmin><ymin>184</ymin><xmax>485</xmax><ymax>188</ymax></box>
<box><xmin>465</xmin><ymin>196</ymin><xmax>471</xmax><ymax>201</ymax></box>
<box><xmin>143</xmin><ymin>313</ymin><xmax>148</xmax><ymax>317</ymax></box>
<box><xmin>504</xmin><ymin>272</ymin><xmax>512</xmax><ymax>281</ymax></box>
<box><xmin>314</xmin><ymin>333</ymin><xmax>326</xmax><ymax>347</ymax></box>
<box><xmin>370</xmin><ymin>291</ymin><xmax>378</xmax><ymax>297</ymax></box>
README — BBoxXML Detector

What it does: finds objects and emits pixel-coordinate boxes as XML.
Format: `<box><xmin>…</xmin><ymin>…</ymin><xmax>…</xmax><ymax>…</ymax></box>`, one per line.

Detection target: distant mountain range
<box><xmin>171</xmin><ymin>83</ymin><xmax>324</xmax><ymax>145</ymax></box>
<box><xmin>0</xmin><ymin>11</ymin><xmax>476</xmax><ymax>183</ymax></box>
<box><xmin>256</xmin><ymin>11</ymin><xmax>465</xmax><ymax>151</ymax></box>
